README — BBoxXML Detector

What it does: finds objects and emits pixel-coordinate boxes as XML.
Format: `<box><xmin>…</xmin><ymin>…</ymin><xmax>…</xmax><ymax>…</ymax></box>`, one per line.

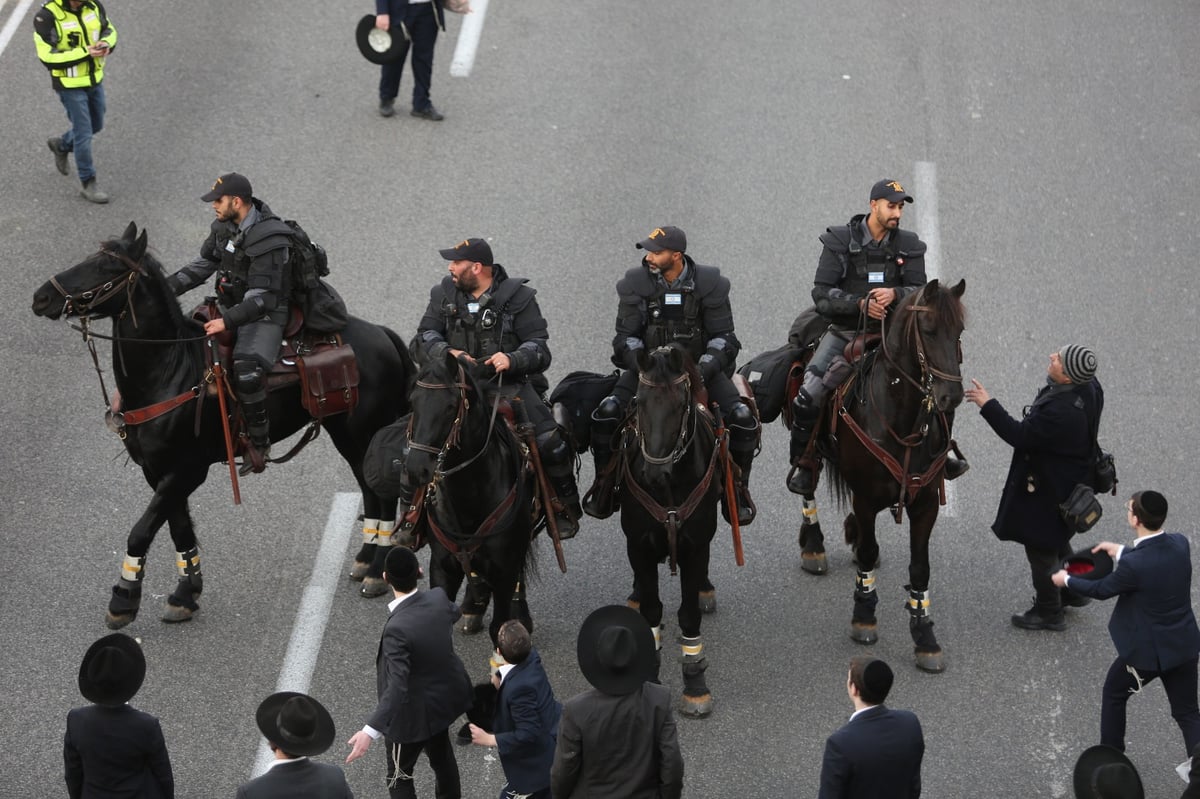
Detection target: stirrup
<box><xmin>238</xmin><ymin>441</ymin><xmax>269</xmax><ymax>476</ymax></box>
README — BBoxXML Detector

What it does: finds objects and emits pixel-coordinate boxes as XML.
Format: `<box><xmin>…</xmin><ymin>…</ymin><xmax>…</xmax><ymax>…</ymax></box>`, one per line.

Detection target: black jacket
<box><xmin>64</xmin><ymin>704</ymin><xmax>174</xmax><ymax>799</ymax></box>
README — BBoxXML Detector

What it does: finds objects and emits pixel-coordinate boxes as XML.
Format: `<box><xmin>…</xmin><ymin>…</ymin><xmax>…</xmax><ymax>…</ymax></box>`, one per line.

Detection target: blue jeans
<box><xmin>57</xmin><ymin>83</ymin><xmax>106</xmax><ymax>183</ymax></box>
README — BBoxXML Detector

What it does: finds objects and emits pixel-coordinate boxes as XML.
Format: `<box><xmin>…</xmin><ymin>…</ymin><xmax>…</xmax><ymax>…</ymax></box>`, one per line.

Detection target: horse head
<box><xmin>405</xmin><ymin>349</ymin><xmax>482</xmax><ymax>484</ymax></box>
<box><xmin>32</xmin><ymin>222</ymin><xmax>151</xmax><ymax>321</ymax></box>
<box><xmin>890</xmin><ymin>279</ymin><xmax>967</xmax><ymax>413</ymax></box>
<box><xmin>633</xmin><ymin>344</ymin><xmax>700</xmax><ymax>488</ymax></box>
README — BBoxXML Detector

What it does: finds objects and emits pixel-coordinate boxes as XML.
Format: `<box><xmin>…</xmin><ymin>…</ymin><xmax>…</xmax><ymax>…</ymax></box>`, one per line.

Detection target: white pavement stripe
<box><xmin>449</xmin><ymin>0</ymin><xmax>489</xmax><ymax>78</ymax></box>
<box><xmin>912</xmin><ymin>160</ymin><xmax>956</xmax><ymax>518</ymax></box>
<box><xmin>250</xmin><ymin>491</ymin><xmax>361</xmax><ymax>778</ymax></box>
<box><xmin>0</xmin><ymin>0</ymin><xmax>36</xmax><ymax>58</ymax></box>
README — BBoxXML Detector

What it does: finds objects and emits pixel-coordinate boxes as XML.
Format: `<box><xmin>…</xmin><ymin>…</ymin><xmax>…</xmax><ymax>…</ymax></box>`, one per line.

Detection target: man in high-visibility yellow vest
<box><xmin>33</xmin><ymin>0</ymin><xmax>117</xmax><ymax>204</ymax></box>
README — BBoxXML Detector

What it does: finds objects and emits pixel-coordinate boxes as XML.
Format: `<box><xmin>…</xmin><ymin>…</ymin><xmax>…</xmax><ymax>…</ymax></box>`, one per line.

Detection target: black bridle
<box><xmin>407</xmin><ymin>365</ymin><xmax>503</xmax><ymax>480</ymax></box>
<box><xmin>635</xmin><ymin>369</ymin><xmax>696</xmax><ymax>466</ymax></box>
<box><xmin>49</xmin><ymin>247</ymin><xmax>143</xmax><ymax>327</ymax></box>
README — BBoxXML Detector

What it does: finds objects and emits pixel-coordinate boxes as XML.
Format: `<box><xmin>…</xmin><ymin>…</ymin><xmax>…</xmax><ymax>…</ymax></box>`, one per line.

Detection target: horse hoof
<box><xmin>698</xmin><ymin>590</ymin><xmax>716</xmax><ymax>614</ymax></box>
<box><xmin>850</xmin><ymin>623</ymin><xmax>878</xmax><ymax>645</ymax></box>
<box><xmin>800</xmin><ymin>552</ymin><xmax>828</xmax><ymax>575</ymax></box>
<box><xmin>360</xmin><ymin>577</ymin><xmax>389</xmax><ymax>598</ymax></box>
<box><xmin>458</xmin><ymin>614</ymin><xmax>484</xmax><ymax>635</ymax></box>
<box><xmin>105</xmin><ymin>611</ymin><xmax>136</xmax><ymax>630</ymax></box>
<box><xmin>348</xmin><ymin>561</ymin><xmax>370</xmax><ymax>582</ymax></box>
<box><xmin>161</xmin><ymin>604</ymin><xmax>195</xmax><ymax>624</ymax></box>
<box><xmin>915</xmin><ymin>649</ymin><xmax>945</xmax><ymax>673</ymax></box>
<box><xmin>679</xmin><ymin>692</ymin><xmax>713</xmax><ymax>718</ymax></box>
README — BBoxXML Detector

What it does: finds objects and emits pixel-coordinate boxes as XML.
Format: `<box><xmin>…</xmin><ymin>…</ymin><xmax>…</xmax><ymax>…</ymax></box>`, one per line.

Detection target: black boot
<box><xmin>582</xmin><ymin>398</ymin><xmax>623</xmax><ymax>519</ymax></box>
<box><xmin>944</xmin><ymin>455</ymin><xmax>969</xmax><ymax>480</ymax></box>
<box><xmin>786</xmin><ymin>389</ymin><xmax>820</xmax><ymax>495</ymax></box>
<box><xmin>548</xmin><ymin>467</ymin><xmax>582</xmax><ymax>539</ymax></box>
<box><xmin>235</xmin><ymin>363</ymin><xmax>270</xmax><ymax>474</ymax></box>
<box><xmin>725</xmin><ymin>404</ymin><xmax>759</xmax><ymax>526</ymax></box>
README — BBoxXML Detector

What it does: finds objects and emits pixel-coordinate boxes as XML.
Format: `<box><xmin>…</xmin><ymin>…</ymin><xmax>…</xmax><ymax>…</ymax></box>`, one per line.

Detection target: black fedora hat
<box><xmin>255</xmin><ymin>692</ymin><xmax>336</xmax><ymax>757</ymax></box>
<box><xmin>356</xmin><ymin>15</ymin><xmax>408</xmax><ymax>65</ymax></box>
<box><xmin>577</xmin><ymin>605</ymin><xmax>657</xmax><ymax>696</ymax></box>
<box><xmin>1063</xmin><ymin>546</ymin><xmax>1115</xmax><ymax>581</ymax></box>
<box><xmin>79</xmin><ymin>633</ymin><xmax>146</xmax><ymax>706</ymax></box>
<box><xmin>1073</xmin><ymin>745</ymin><xmax>1144</xmax><ymax>799</ymax></box>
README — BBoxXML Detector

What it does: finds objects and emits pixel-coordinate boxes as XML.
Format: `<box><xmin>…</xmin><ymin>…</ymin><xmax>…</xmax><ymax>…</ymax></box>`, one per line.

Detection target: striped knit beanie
<box><xmin>1059</xmin><ymin>345</ymin><xmax>1098</xmax><ymax>384</ymax></box>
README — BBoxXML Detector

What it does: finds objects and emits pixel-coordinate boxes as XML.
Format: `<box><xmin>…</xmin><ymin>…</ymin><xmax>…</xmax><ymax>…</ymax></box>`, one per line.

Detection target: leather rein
<box><xmin>832</xmin><ymin>299</ymin><xmax>963</xmax><ymax>520</ymax></box>
<box><xmin>621</xmin><ymin>369</ymin><xmax>722</xmax><ymax>575</ymax></box>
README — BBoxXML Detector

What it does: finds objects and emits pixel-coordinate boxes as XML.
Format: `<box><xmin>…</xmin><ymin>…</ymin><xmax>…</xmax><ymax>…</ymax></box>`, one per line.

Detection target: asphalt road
<box><xmin>2</xmin><ymin>1</ymin><xmax>1199</xmax><ymax>797</ymax></box>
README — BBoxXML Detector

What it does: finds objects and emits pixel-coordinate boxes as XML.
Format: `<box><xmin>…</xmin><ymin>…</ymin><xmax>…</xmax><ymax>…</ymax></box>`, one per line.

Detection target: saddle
<box><xmin>191</xmin><ymin>304</ymin><xmax>360</xmax><ymax>420</ymax></box>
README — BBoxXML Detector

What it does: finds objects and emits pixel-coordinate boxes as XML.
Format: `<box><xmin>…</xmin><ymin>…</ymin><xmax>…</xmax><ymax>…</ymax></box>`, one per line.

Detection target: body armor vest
<box><xmin>441</xmin><ymin>277</ymin><xmax>523</xmax><ymax>360</ymax></box>
<box><xmin>645</xmin><ymin>281</ymin><xmax>704</xmax><ymax>361</ymax></box>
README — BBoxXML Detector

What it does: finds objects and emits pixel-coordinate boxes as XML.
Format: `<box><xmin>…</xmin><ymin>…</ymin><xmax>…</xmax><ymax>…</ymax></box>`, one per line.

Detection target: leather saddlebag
<box><xmin>297</xmin><ymin>344</ymin><xmax>360</xmax><ymax>419</ymax></box>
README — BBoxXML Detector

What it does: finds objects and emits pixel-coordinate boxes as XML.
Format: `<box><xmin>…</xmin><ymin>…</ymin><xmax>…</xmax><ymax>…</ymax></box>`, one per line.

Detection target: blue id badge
<box><xmin>467</xmin><ymin>302</ymin><xmax>480</xmax><ymax>314</ymax></box>
<box><xmin>664</xmin><ymin>293</ymin><xmax>683</xmax><ymax>306</ymax></box>
<box><xmin>225</xmin><ymin>240</ymin><xmax>236</xmax><ymax>253</ymax></box>
<box><xmin>868</xmin><ymin>271</ymin><xmax>884</xmax><ymax>284</ymax></box>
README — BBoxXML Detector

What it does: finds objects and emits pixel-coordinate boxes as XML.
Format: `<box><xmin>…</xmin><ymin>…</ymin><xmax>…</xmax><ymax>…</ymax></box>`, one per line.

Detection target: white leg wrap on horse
<box><xmin>651</xmin><ymin>625</ymin><xmax>663</xmax><ymax>651</ymax></box>
<box><xmin>374</xmin><ymin>518</ymin><xmax>394</xmax><ymax>547</ymax></box>
<box><xmin>680</xmin><ymin>636</ymin><xmax>704</xmax><ymax>659</ymax></box>
<box><xmin>802</xmin><ymin>497</ymin><xmax>819</xmax><ymax>524</ymax></box>
<box><xmin>907</xmin><ymin>587</ymin><xmax>931</xmax><ymax>617</ymax></box>
<box><xmin>121</xmin><ymin>554</ymin><xmax>146</xmax><ymax>582</ymax></box>
<box><xmin>361</xmin><ymin>517</ymin><xmax>381</xmax><ymax>545</ymax></box>
<box><xmin>856</xmin><ymin>569</ymin><xmax>877</xmax><ymax>594</ymax></box>
<box><xmin>175</xmin><ymin>547</ymin><xmax>201</xmax><ymax>578</ymax></box>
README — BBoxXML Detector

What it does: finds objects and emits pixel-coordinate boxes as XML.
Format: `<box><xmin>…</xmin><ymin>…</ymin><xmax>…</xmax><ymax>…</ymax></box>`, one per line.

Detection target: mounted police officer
<box><xmin>787</xmin><ymin>179</ymin><xmax>968</xmax><ymax>494</ymax></box>
<box><xmin>584</xmin><ymin>226</ymin><xmax>758</xmax><ymax>526</ymax></box>
<box><xmin>416</xmin><ymin>238</ymin><xmax>582</xmax><ymax>538</ymax></box>
<box><xmin>166</xmin><ymin>173</ymin><xmax>294</xmax><ymax>471</ymax></box>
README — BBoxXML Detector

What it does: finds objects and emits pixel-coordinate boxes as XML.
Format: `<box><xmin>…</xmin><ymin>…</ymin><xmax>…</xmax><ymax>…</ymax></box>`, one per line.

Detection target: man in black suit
<box><xmin>64</xmin><ymin>633</ymin><xmax>174</xmax><ymax>799</ymax></box>
<box><xmin>551</xmin><ymin>605</ymin><xmax>684</xmax><ymax>799</ymax></box>
<box><xmin>468</xmin><ymin>619</ymin><xmax>561</xmax><ymax>799</ymax></box>
<box><xmin>818</xmin><ymin>656</ymin><xmax>924</xmax><ymax>799</ymax></box>
<box><xmin>1052</xmin><ymin>490</ymin><xmax>1200</xmax><ymax>761</ymax></box>
<box><xmin>346</xmin><ymin>547</ymin><xmax>473</xmax><ymax>799</ymax></box>
<box><xmin>237</xmin><ymin>692</ymin><xmax>353</xmax><ymax>798</ymax></box>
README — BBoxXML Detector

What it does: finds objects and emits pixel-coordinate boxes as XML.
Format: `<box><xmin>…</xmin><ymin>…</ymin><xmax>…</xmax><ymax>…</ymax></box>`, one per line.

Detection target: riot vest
<box><xmin>439</xmin><ymin>274</ymin><xmax>529</xmax><ymax>361</ymax></box>
<box><xmin>822</xmin><ymin>215</ymin><xmax>923</xmax><ymax>299</ymax></box>
<box><xmin>209</xmin><ymin>202</ymin><xmax>291</xmax><ymax>308</ymax></box>
<box><xmin>644</xmin><ymin>278</ymin><xmax>705</xmax><ymax>361</ymax></box>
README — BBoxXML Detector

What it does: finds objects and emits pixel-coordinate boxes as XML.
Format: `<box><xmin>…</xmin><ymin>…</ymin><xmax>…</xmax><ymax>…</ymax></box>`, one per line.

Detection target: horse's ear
<box><xmin>121</xmin><ymin>221</ymin><xmax>137</xmax><ymax>243</ymax></box>
<box><xmin>635</xmin><ymin>348</ymin><xmax>651</xmax><ymax>373</ymax></box>
<box><xmin>950</xmin><ymin>279</ymin><xmax>966</xmax><ymax>298</ymax></box>
<box><xmin>921</xmin><ymin>278</ymin><xmax>940</xmax><ymax>301</ymax></box>
<box><xmin>130</xmin><ymin>229</ymin><xmax>148</xmax><ymax>263</ymax></box>
<box><xmin>667</xmin><ymin>345</ymin><xmax>685</xmax><ymax>373</ymax></box>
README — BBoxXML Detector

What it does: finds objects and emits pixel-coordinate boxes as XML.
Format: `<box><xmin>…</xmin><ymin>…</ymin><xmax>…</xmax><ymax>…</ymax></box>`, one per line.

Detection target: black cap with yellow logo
<box><xmin>870</xmin><ymin>179</ymin><xmax>913</xmax><ymax>204</ymax></box>
<box><xmin>635</xmin><ymin>226</ymin><xmax>687</xmax><ymax>253</ymax></box>
<box><xmin>438</xmin><ymin>237</ymin><xmax>494</xmax><ymax>265</ymax></box>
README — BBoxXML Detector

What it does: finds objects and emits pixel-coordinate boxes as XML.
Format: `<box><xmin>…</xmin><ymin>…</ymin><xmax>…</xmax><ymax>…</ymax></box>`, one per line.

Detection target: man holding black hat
<box><xmin>65</xmin><ymin>633</ymin><xmax>174</xmax><ymax>798</ymax></box>
<box><xmin>346</xmin><ymin>546</ymin><xmax>473</xmax><ymax>799</ymax></box>
<box><xmin>818</xmin><ymin>656</ymin><xmax>923</xmax><ymax>799</ymax></box>
<box><xmin>413</xmin><ymin>237</ymin><xmax>582</xmax><ymax>539</ymax></box>
<box><xmin>585</xmin><ymin>225</ymin><xmax>759</xmax><ymax>527</ymax></box>
<box><xmin>1052</xmin><ymin>490</ymin><xmax>1200</xmax><ymax>770</ymax></box>
<box><xmin>372</xmin><ymin>0</ymin><xmax>450</xmax><ymax>120</ymax></box>
<box><xmin>966</xmin><ymin>344</ymin><xmax>1105</xmax><ymax>630</ymax></box>
<box><xmin>238</xmin><ymin>692</ymin><xmax>353</xmax><ymax>798</ymax></box>
<box><xmin>166</xmin><ymin>173</ymin><xmax>299</xmax><ymax>473</ymax></box>
<box><xmin>551</xmin><ymin>605</ymin><xmax>683</xmax><ymax>799</ymax></box>
<box><xmin>788</xmin><ymin>179</ymin><xmax>967</xmax><ymax>494</ymax></box>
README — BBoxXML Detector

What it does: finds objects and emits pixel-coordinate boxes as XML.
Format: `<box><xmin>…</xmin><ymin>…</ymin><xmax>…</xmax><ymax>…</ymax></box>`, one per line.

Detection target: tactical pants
<box><xmin>232</xmin><ymin>319</ymin><xmax>284</xmax><ymax>373</ymax></box>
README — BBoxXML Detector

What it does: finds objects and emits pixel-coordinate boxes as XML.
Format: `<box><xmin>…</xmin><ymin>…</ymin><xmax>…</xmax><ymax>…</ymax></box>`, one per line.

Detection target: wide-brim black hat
<box><xmin>1063</xmin><ymin>547</ymin><xmax>1115</xmax><ymax>581</ymax></box>
<box><xmin>356</xmin><ymin>15</ymin><xmax>407</xmax><ymax>65</ymax></box>
<box><xmin>79</xmin><ymin>633</ymin><xmax>146</xmax><ymax>706</ymax></box>
<box><xmin>255</xmin><ymin>692</ymin><xmax>337</xmax><ymax>757</ymax></box>
<box><xmin>1073</xmin><ymin>745</ymin><xmax>1144</xmax><ymax>799</ymax></box>
<box><xmin>577</xmin><ymin>605</ymin><xmax>657</xmax><ymax>696</ymax></box>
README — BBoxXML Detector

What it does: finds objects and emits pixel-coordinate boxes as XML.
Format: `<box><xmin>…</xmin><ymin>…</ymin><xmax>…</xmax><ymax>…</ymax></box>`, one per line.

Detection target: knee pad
<box><xmin>592</xmin><ymin>395</ymin><xmax>624</xmax><ymax>424</ymax></box>
<box><xmin>536</xmin><ymin>428</ymin><xmax>572</xmax><ymax>467</ymax></box>
<box><xmin>233</xmin><ymin>362</ymin><xmax>265</xmax><ymax>392</ymax></box>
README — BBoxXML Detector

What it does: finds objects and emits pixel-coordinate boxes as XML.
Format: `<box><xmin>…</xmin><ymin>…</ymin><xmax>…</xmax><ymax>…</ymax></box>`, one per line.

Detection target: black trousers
<box><xmin>378</xmin><ymin>2</ymin><xmax>439</xmax><ymax>110</ymax></box>
<box><xmin>386</xmin><ymin>728</ymin><xmax>460</xmax><ymax>799</ymax></box>
<box><xmin>1100</xmin><ymin>655</ymin><xmax>1200</xmax><ymax>756</ymax></box>
<box><xmin>1024</xmin><ymin>540</ymin><xmax>1073</xmax><ymax>615</ymax></box>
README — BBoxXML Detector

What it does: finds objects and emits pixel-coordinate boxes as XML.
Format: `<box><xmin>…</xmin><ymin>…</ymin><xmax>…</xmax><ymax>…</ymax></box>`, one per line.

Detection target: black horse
<box><xmin>618</xmin><ymin>345</ymin><xmax>722</xmax><ymax>717</ymax></box>
<box><xmin>797</xmin><ymin>279</ymin><xmax>966</xmax><ymax>673</ymax></box>
<box><xmin>404</xmin><ymin>350</ymin><xmax>538</xmax><ymax>645</ymax></box>
<box><xmin>31</xmin><ymin>223</ymin><xmax>414</xmax><ymax>627</ymax></box>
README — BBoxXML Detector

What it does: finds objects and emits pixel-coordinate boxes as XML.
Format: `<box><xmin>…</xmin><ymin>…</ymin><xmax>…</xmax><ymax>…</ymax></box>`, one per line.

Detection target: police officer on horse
<box><xmin>585</xmin><ymin>225</ymin><xmax>758</xmax><ymax>526</ymax></box>
<box><xmin>415</xmin><ymin>237</ymin><xmax>582</xmax><ymax>538</ymax></box>
<box><xmin>787</xmin><ymin>179</ymin><xmax>968</xmax><ymax>494</ymax></box>
<box><xmin>166</xmin><ymin>172</ymin><xmax>295</xmax><ymax>471</ymax></box>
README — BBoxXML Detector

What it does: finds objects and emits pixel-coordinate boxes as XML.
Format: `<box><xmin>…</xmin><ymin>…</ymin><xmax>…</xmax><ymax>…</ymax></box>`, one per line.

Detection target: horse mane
<box><xmin>100</xmin><ymin>231</ymin><xmax>198</xmax><ymax>335</ymax></box>
<box><xmin>899</xmin><ymin>280</ymin><xmax>967</xmax><ymax>332</ymax></box>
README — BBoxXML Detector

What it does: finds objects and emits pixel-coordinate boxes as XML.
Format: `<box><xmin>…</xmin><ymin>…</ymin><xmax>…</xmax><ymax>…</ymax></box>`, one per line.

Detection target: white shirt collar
<box><xmin>265</xmin><ymin>756</ymin><xmax>307</xmax><ymax>771</ymax></box>
<box><xmin>388</xmin><ymin>590</ymin><xmax>417</xmax><ymax>612</ymax></box>
<box><xmin>497</xmin><ymin>662</ymin><xmax>517</xmax><ymax>684</ymax></box>
<box><xmin>1132</xmin><ymin>530</ymin><xmax>1166</xmax><ymax>548</ymax></box>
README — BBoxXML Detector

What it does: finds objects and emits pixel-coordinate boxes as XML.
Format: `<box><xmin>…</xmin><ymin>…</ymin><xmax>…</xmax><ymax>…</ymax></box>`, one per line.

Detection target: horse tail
<box><xmin>381</xmin><ymin>326</ymin><xmax>417</xmax><ymax>410</ymax></box>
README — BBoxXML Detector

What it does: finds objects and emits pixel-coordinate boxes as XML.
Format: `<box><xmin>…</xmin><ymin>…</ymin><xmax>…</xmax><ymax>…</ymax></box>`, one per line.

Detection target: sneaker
<box><xmin>48</xmin><ymin>138</ymin><xmax>69</xmax><ymax>175</ymax></box>
<box><xmin>79</xmin><ymin>179</ymin><xmax>109</xmax><ymax>204</ymax></box>
<box><xmin>379</xmin><ymin>99</ymin><xmax>395</xmax><ymax>118</ymax></box>
<box><xmin>1011</xmin><ymin>606</ymin><xmax>1066</xmax><ymax>631</ymax></box>
<box><xmin>410</xmin><ymin>105</ymin><xmax>444</xmax><ymax>121</ymax></box>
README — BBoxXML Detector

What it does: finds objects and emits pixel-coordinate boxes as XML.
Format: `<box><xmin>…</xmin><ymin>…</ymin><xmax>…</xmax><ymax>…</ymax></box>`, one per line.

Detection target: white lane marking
<box><xmin>251</xmin><ymin>492</ymin><xmax>361</xmax><ymax>777</ymax></box>
<box><xmin>912</xmin><ymin>160</ymin><xmax>957</xmax><ymax>518</ymax></box>
<box><xmin>449</xmin><ymin>0</ymin><xmax>489</xmax><ymax>77</ymax></box>
<box><xmin>0</xmin><ymin>0</ymin><xmax>37</xmax><ymax>58</ymax></box>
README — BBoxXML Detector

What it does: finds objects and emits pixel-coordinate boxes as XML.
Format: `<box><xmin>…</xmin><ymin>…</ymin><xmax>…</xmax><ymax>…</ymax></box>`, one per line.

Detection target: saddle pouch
<box><xmin>549</xmin><ymin>370</ymin><xmax>620</xmax><ymax>451</ymax></box>
<box><xmin>1060</xmin><ymin>483</ymin><xmax>1103</xmax><ymax>534</ymax></box>
<box><xmin>737</xmin><ymin>344</ymin><xmax>805</xmax><ymax>424</ymax></box>
<box><xmin>363</xmin><ymin>414</ymin><xmax>410</xmax><ymax>499</ymax></box>
<box><xmin>297</xmin><ymin>343</ymin><xmax>360</xmax><ymax>419</ymax></box>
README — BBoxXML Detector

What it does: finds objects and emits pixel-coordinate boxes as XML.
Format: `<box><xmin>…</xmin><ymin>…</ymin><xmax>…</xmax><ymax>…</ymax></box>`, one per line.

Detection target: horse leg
<box><xmin>161</xmin><ymin>503</ymin><xmax>203</xmax><ymax>624</ymax></box>
<box><xmin>349</xmin><ymin>514</ymin><xmax>379</xmax><ymax>582</ymax></box>
<box><xmin>677</xmin><ymin>540</ymin><xmax>713</xmax><ymax>718</ymax></box>
<box><xmin>627</xmin><ymin>536</ymin><xmax>665</xmax><ymax>683</ymax></box>
<box><xmin>797</xmin><ymin>491</ymin><xmax>828</xmax><ymax>575</ymax></box>
<box><xmin>359</xmin><ymin>520</ymin><xmax>396</xmax><ymax>599</ymax></box>
<box><xmin>845</xmin><ymin>510</ymin><xmax>880</xmax><ymax>645</ymax></box>
<box><xmin>511</xmin><ymin>572</ymin><xmax>533</xmax><ymax>635</ymax></box>
<box><xmin>698</xmin><ymin>573</ymin><xmax>716</xmax><ymax>615</ymax></box>
<box><xmin>906</xmin><ymin>498</ymin><xmax>945</xmax><ymax>673</ymax></box>
<box><xmin>458</xmin><ymin>571</ymin><xmax>492</xmax><ymax>635</ymax></box>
